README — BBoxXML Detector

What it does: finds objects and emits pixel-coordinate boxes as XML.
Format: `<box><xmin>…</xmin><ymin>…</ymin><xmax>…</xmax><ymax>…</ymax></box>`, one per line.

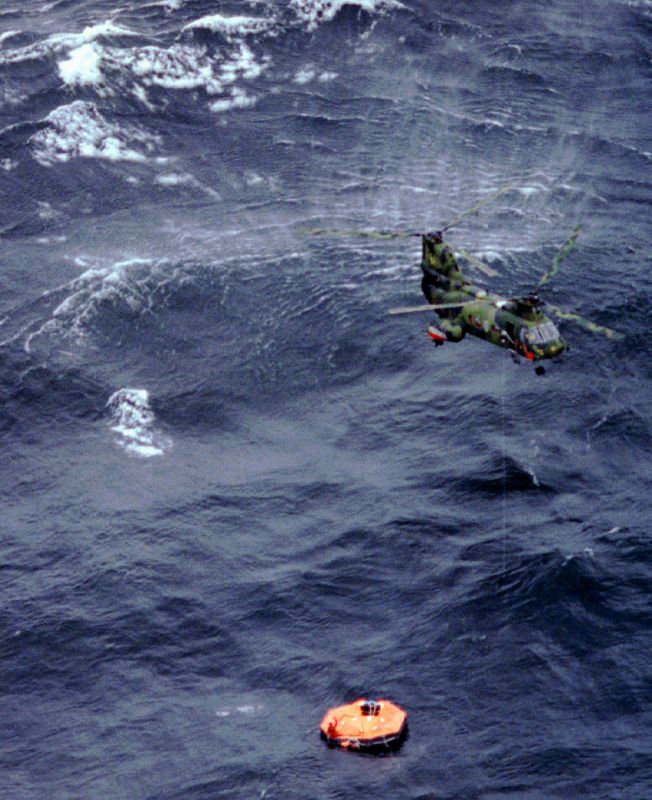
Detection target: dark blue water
<box><xmin>1</xmin><ymin>1</ymin><xmax>651</xmax><ymax>797</ymax></box>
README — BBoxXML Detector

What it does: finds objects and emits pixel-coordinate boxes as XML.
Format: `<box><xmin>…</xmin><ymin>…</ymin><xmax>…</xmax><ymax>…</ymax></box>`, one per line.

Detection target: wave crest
<box><xmin>107</xmin><ymin>388</ymin><xmax>171</xmax><ymax>457</ymax></box>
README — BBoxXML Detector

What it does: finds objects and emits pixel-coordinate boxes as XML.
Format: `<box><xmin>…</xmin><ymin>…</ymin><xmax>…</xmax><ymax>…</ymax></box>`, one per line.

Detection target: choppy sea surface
<box><xmin>1</xmin><ymin>1</ymin><xmax>651</xmax><ymax>797</ymax></box>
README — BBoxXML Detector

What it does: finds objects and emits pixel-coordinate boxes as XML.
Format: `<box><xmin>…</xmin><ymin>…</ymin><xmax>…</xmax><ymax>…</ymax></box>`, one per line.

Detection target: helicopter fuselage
<box><xmin>421</xmin><ymin>261</ymin><xmax>566</xmax><ymax>362</ymax></box>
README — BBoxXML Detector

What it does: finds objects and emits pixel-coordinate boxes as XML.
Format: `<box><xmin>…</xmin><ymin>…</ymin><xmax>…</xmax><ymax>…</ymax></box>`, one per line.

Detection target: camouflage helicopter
<box><xmin>309</xmin><ymin>186</ymin><xmax>623</xmax><ymax>375</ymax></box>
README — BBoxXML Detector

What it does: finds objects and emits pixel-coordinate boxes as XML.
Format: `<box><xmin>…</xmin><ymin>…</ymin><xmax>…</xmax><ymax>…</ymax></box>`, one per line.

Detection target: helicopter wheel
<box><xmin>535</xmin><ymin>365</ymin><xmax>546</xmax><ymax>376</ymax></box>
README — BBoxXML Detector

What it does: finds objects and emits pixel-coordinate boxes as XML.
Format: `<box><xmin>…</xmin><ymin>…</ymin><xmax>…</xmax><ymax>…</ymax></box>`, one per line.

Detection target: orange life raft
<box><xmin>319</xmin><ymin>698</ymin><xmax>408</xmax><ymax>752</ymax></box>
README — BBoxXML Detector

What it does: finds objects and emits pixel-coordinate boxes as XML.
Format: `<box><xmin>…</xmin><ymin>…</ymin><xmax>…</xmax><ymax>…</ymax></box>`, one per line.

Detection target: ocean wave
<box><xmin>117</xmin><ymin>41</ymin><xmax>267</xmax><ymax>111</ymax></box>
<box><xmin>182</xmin><ymin>14</ymin><xmax>273</xmax><ymax>39</ymax></box>
<box><xmin>0</xmin><ymin>0</ymin><xmax>395</xmax><ymax>127</ymax></box>
<box><xmin>450</xmin><ymin>455</ymin><xmax>555</xmax><ymax>497</ymax></box>
<box><xmin>154</xmin><ymin>171</ymin><xmax>220</xmax><ymax>198</ymax></box>
<box><xmin>58</xmin><ymin>42</ymin><xmax>104</xmax><ymax>87</ymax></box>
<box><xmin>289</xmin><ymin>0</ymin><xmax>403</xmax><ymax>31</ymax></box>
<box><xmin>2</xmin><ymin>256</ymin><xmax>170</xmax><ymax>353</ymax></box>
<box><xmin>116</xmin><ymin>43</ymin><xmax>219</xmax><ymax>91</ymax></box>
<box><xmin>30</xmin><ymin>100</ymin><xmax>161</xmax><ymax>165</ymax></box>
<box><xmin>0</xmin><ymin>30</ymin><xmax>19</xmax><ymax>45</ymax></box>
<box><xmin>0</xmin><ymin>20</ymin><xmax>139</xmax><ymax>66</ymax></box>
<box><xmin>107</xmin><ymin>387</ymin><xmax>171</xmax><ymax>457</ymax></box>
<box><xmin>54</xmin><ymin>39</ymin><xmax>268</xmax><ymax>113</ymax></box>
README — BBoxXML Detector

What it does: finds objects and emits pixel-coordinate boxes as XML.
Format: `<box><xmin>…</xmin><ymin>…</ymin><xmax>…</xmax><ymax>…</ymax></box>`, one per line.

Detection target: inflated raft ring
<box><xmin>319</xmin><ymin>698</ymin><xmax>408</xmax><ymax>752</ymax></box>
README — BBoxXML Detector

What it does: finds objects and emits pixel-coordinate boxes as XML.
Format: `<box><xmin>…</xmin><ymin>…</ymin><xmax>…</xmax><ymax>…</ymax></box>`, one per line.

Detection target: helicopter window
<box><xmin>526</xmin><ymin>321</ymin><xmax>560</xmax><ymax>345</ymax></box>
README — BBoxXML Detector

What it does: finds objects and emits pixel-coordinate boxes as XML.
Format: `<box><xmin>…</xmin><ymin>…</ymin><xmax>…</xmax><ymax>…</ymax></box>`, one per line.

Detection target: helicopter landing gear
<box><xmin>535</xmin><ymin>365</ymin><xmax>545</xmax><ymax>376</ymax></box>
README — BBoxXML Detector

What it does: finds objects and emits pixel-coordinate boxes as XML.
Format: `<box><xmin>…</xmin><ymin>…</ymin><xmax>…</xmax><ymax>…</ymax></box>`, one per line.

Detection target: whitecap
<box><xmin>209</xmin><ymin>88</ymin><xmax>256</xmax><ymax>113</ymax></box>
<box><xmin>107</xmin><ymin>388</ymin><xmax>171</xmax><ymax>458</ymax></box>
<box><xmin>215</xmin><ymin>704</ymin><xmax>264</xmax><ymax>718</ymax></box>
<box><xmin>120</xmin><ymin>44</ymin><xmax>216</xmax><ymax>91</ymax></box>
<box><xmin>290</xmin><ymin>0</ymin><xmax>403</xmax><ymax>31</ymax></box>
<box><xmin>517</xmin><ymin>184</ymin><xmax>547</xmax><ymax>197</ymax></box>
<box><xmin>36</xmin><ymin>236</ymin><xmax>67</xmax><ymax>244</ymax></box>
<box><xmin>472</xmin><ymin>249</ymin><xmax>504</xmax><ymax>262</ymax></box>
<box><xmin>244</xmin><ymin>171</ymin><xmax>264</xmax><ymax>186</ymax></box>
<box><xmin>16</xmin><ymin>257</ymin><xmax>157</xmax><ymax>352</ymax></box>
<box><xmin>37</xmin><ymin>201</ymin><xmax>58</xmax><ymax>220</ymax></box>
<box><xmin>0</xmin><ymin>30</ymin><xmax>19</xmax><ymax>44</ymax></box>
<box><xmin>30</xmin><ymin>101</ymin><xmax>160</xmax><ymax>165</ymax></box>
<box><xmin>294</xmin><ymin>67</ymin><xmax>316</xmax><ymax>84</ymax></box>
<box><xmin>4</xmin><ymin>24</ymin><xmax>268</xmax><ymax>116</ymax></box>
<box><xmin>59</xmin><ymin>42</ymin><xmax>103</xmax><ymax>87</ymax></box>
<box><xmin>155</xmin><ymin>171</ymin><xmax>220</xmax><ymax>199</ymax></box>
<box><xmin>112</xmin><ymin>41</ymin><xmax>268</xmax><ymax>103</ymax></box>
<box><xmin>0</xmin><ymin>20</ymin><xmax>138</xmax><ymax>66</ymax></box>
<box><xmin>183</xmin><ymin>14</ymin><xmax>271</xmax><ymax>38</ymax></box>
<box><xmin>218</xmin><ymin>43</ymin><xmax>266</xmax><ymax>84</ymax></box>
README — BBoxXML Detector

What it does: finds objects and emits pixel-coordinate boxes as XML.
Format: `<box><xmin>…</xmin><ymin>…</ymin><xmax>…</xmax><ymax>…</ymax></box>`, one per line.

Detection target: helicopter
<box><xmin>309</xmin><ymin>185</ymin><xmax>623</xmax><ymax>375</ymax></box>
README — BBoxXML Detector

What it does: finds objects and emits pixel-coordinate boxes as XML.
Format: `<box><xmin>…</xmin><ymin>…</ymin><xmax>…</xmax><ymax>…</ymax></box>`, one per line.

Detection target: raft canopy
<box><xmin>319</xmin><ymin>698</ymin><xmax>408</xmax><ymax>752</ymax></box>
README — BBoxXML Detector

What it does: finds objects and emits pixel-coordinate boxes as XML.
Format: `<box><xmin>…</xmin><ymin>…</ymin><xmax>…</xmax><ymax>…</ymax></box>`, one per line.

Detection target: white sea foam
<box><xmin>215</xmin><ymin>703</ymin><xmax>264</xmax><ymax>718</ymax></box>
<box><xmin>290</xmin><ymin>0</ymin><xmax>402</xmax><ymax>31</ymax></box>
<box><xmin>183</xmin><ymin>14</ymin><xmax>271</xmax><ymax>38</ymax></box>
<box><xmin>474</xmin><ymin>249</ymin><xmax>503</xmax><ymax>260</ymax></box>
<box><xmin>113</xmin><ymin>41</ymin><xmax>267</xmax><ymax>106</ymax></box>
<box><xmin>209</xmin><ymin>87</ymin><xmax>256</xmax><ymax>113</ymax></box>
<box><xmin>4</xmin><ymin>17</ymin><xmax>267</xmax><ymax>116</ymax></box>
<box><xmin>155</xmin><ymin>172</ymin><xmax>190</xmax><ymax>186</ymax></box>
<box><xmin>155</xmin><ymin>171</ymin><xmax>220</xmax><ymax>198</ymax></box>
<box><xmin>59</xmin><ymin>42</ymin><xmax>103</xmax><ymax>86</ymax></box>
<box><xmin>37</xmin><ymin>201</ymin><xmax>58</xmax><ymax>220</ymax></box>
<box><xmin>0</xmin><ymin>20</ymin><xmax>138</xmax><ymax>66</ymax></box>
<box><xmin>244</xmin><ymin>171</ymin><xmax>264</xmax><ymax>186</ymax></box>
<box><xmin>1</xmin><ymin>158</ymin><xmax>16</xmax><ymax>171</ymax></box>
<box><xmin>20</xmin><ymin>256</ymin><xmax>186</xmax><ymax>353</ymax></box>
<box><xmin>36</xmin><ymin>235</ymin><xmax>67</xmax><ymax>244</ymax></box>
<box><xmin>75</xmin><ymin>20</ymin><xmax>138</xmax><ymax>43</ymax></box>
<box><xmin>218</xmin><ymin>43</ymin><xmax>265</xmax><ymax>84</ymax></box>
<box><xmin>121</xmin><ymin>44</ymin><xmax>215</xmax><ymax>91</ymax></box>
<box><xmin>31</xmin><ymin>101</ymin><xmax>160</xmax><ymax>166</ymax></box>
<box><xmin>517</xmin><ymin>183</ymin><xmax>547</xmax><ymax>197</ymax></box>
<box><xmin>294</xmin><ymin>67</ymin><xmax>316</xmax><ymax>84</ymax></box>
<box><xmin>107</xmin><ymin>388</ymin><xmax>171</xmax><ymax>458</ymax></box>
<box><xmin>0</xmin><ymin>30</ymin><xmax>19</xmax><ymax>44</ymax></box>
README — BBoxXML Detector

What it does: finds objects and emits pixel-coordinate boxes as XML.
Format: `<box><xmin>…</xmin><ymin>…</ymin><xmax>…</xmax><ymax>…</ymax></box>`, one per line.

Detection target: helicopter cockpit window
<box><xmin>525</xmin><ymin>321</ymin><xmax>560</xmax><ymax>345</ymax></box>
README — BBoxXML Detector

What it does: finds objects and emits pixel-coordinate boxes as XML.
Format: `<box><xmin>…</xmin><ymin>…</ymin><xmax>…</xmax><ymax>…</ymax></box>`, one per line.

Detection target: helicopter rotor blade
<box><xmin>440</xmin><ymin>183</ymin><xmax>516</xmax><ymax>233</ymax></box>
<box><xmin>546</xmin><ymin>304</ymin><xmax>624</xmax><ymax>340</ymax></box>
<box><xmin>537</xmin><ymin>225</ymin><xmax>581</xmax><ymax>291</ymax></box>
<box><xmin>304</xmin><ymin>227</ymin><xmax>419</xmax><ymax>239</ymax></box>
<box><xmin>306</xmin><ymin>182</ymin><xmax>519</xmax><ymax>242</ymax></box>
<box><xmin>307</xmin><ymin>229</ymin><xmax>499</xmax><ymax>277</ymax></box>
<box><xmin>388</xmin><ymin>302</ymin><xmax>465</xmax><ymax>315</ymax></box>
<box><xmin>451</xmin><ymin>246</ymin><xmax>500</xmax><ymax>277</ymax></box>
